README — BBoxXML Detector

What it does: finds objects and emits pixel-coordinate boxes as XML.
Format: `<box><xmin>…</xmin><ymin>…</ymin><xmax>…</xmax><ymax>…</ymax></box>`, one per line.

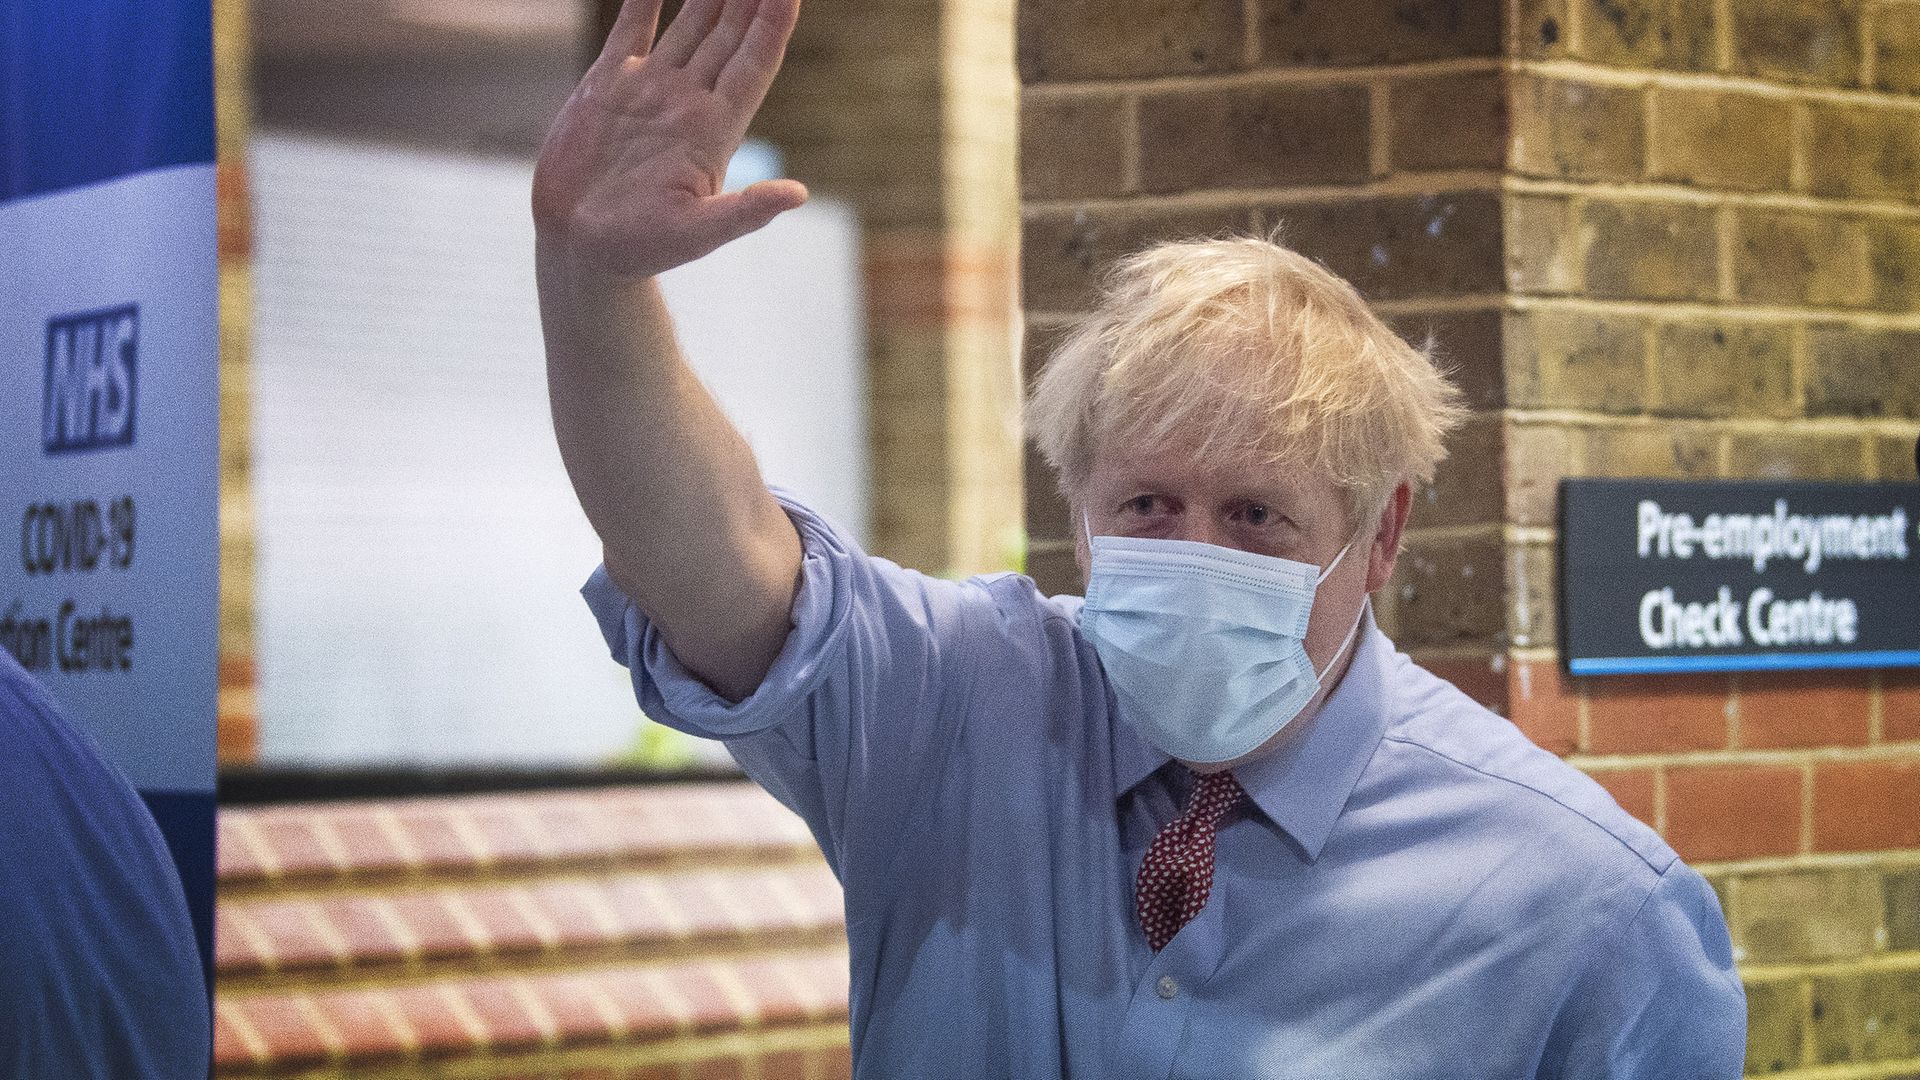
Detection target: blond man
<box><xmin>534</xmin><ymin>0</ymin><xmax>1748</xmax><ymax>1074</ymax></box>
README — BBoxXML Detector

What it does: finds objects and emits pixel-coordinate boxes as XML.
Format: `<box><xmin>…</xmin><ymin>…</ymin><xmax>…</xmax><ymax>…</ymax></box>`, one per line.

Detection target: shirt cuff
<box><xmin>580</xmin><ymin>487</ymin><xmax>857</xmax><ymax>739</ymax></box>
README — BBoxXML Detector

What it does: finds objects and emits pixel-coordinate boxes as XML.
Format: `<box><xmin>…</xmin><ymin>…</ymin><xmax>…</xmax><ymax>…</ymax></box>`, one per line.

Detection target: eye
<box><xmin>1243</xmin><ymin>503</ymin><xmax>1272</xmax><ymax>527</ymax></box>
<box><xmin>1121</xmin><ymin>494</ymin><xmax>1164</xmax><ymax>516</ymax></box>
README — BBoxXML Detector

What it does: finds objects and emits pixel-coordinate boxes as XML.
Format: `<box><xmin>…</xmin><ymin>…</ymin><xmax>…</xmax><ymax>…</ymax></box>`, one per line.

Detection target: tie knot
<box><xmin>1184</xmin><ymin>767</ymin><xmax>1243</xmax><ymax>817</ymax></box>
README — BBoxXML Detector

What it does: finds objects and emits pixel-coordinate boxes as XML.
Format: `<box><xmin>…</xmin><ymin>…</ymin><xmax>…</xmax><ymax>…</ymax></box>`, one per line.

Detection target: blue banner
<box><xmin>0</xmin><ymin>1</ymin><xmax>215</xmax><ymax>202</ymax></box>
<box><xmin>1</xmin><ymin>0</ymin><xmax>219</xmax><ymax>992</ymax></box>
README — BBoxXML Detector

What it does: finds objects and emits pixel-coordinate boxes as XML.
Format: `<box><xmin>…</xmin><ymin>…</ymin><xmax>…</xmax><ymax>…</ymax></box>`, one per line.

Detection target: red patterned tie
<box><xmin>1135</xmin><ymin>767</ymin><xmax>1246</xmax><ymax>952</ymax></box>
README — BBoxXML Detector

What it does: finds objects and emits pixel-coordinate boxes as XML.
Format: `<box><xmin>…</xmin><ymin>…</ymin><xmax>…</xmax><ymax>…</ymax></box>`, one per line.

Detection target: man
<box><xmin>533</xmin><ymin>0</ymin><xmax>1747</xmax><ymax>1074</ymax></box>
<box><xmin>0</xmin><ymin>648</ymin><xmax>210</xmax><ymax>1076</ymax></box>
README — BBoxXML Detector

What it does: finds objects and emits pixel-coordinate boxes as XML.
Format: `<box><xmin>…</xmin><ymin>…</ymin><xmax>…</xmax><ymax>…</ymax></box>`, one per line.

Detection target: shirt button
<box><xmin>1156</xmin><ymin>976</ymin><xmax>1178</xmax><ymax>1000</ymax></box>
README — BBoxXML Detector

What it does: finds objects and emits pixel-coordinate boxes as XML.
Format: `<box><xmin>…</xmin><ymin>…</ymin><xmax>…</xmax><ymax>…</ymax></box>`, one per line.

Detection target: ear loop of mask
<box><xmin>1315</xmin><ymin>596</ymin><xmax>1368</xmax><ymax>681</ymax></box>
<box><xmin>1313</xmin><ymin>534</ymin><xmax>1371</xmax><ymax>683</ymax></box>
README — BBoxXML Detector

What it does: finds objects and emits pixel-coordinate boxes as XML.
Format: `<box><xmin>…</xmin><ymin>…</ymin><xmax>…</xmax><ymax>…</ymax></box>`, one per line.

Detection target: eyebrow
<box><xmin>1109</xmin><ymin>479</ymin><xmax>1306</xmax><ymax>514</ymax></box>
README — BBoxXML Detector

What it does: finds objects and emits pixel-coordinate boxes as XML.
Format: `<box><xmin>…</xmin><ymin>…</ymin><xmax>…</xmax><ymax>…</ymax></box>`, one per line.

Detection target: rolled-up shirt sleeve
<box><xmin>1543</xmin><ymin>859</ymin><xmax>1748</xmax><ymax>1079</ymax></box>
<box><xmin>580</xmin><ymin>486</ymin><xmax>989</xmax><ymax>894</ymax></box>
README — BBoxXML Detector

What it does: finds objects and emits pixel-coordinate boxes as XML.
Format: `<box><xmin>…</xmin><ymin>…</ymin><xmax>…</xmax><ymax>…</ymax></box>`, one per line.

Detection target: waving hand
<box><xmin>533</xmin><ymin>0</ymin><xmax>808</xmax><ymax>278</ymax></box>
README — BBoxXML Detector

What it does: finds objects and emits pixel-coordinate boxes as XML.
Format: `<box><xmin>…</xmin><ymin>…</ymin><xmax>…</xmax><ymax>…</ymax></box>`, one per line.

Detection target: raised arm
<box><xmin>532</xmin><ymin>0</ymin><xmax>807</xmax><ymax>701</ymax></box>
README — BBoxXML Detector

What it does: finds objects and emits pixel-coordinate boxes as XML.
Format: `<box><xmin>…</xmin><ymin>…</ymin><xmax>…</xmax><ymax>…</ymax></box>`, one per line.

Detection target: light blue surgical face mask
<box><xmin>1080</xmin><ymin>512</ymin><xmax>1367</xmax><ymax>764</ymax></box>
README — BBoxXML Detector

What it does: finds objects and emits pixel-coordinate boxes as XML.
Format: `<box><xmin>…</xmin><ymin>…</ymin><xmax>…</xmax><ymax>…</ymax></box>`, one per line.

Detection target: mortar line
<box><xmin>1520</xmin><ymin>57</ymin><xmax>1920</xmax><ymax>112</ymax></box>
<box><xmin>1726</xmin><ymin>674</ymin><xmax>1743</xmax><ymax>751</ymax></box>
<box><xmin>1120</xmin><ymin>94</ymin><xmax>1141</xmax><ymax>196</ymax></box>
<box><xmin>1508</xmin><ymin>292</ymin><xmax>1920</xmax><ymax>329</ymax></box>
<box><xmin>1241</xmin><ymin>0</ymin><xmax>1262</xmax><ymax>69</ymax></box>
<box><xmin>1651</xmin><ymin>764</ymin><xmax>1667</xmax><ymax>835</ymax></box>
<box><xmin>1789</xmin><ymin>101</ymin><xmax>1812</xmax><ymax>194</ymax></box>
<box><xmin>1742</xmin><ymin>952</ymin><xmax>1920</xmax><ymax>981</ymax></box>
<box><xmin>1799</xmin><ymin>760</ymin><xmax>1815</xmax><ymax>855</ymax></box>
<box><xmin>1789</xmin><ymin>321</ymin><xmax>1810</xmax><ymax>416</ymax></box>
<box><xmin>1712</xmin><ymin>0</ymin><xmax>1732</xmax><ymax>71</ymax></box>
<box><xmin>1714</xmin><ymin>205</ymin><xmax>1736</xmax><ymax>304</ymax></box>
<box><xmin>1568</xmin><ymin>744</ymin><xmax>1920</xmax><ymax>771</ymax></box>
<box><xmin>1019</xmin><ymin>56</ymin><xmax>1504</xmax><ymax>100</ymax></box>
<box><xmin>1508</xmin><ymin>173</ymin><xmax>1920</xmax><ymax>219</ymax></box>
<box><xmin>1692</xmin><ymin>848</ymin><xmax>1920</xmax><ymax>875</ymax></box>
<box><xmin>1862</xmin><ymin>2</ymin><xmax>1880</xmax><ymax>90</ymax></box>
<box><xmin>1578</xmin><ymin>687</ymin><xmax>1594</xmax><ymax>758</ymax></box>
<box><xmin>1368</xmin><ymin>80</ymin><xmax>1393</xmax><ymax>180</ymax></box>
<box><xmin>1022</xmin><ymin>172</ymin><xmax>1505</xmax><ymax>217</ymax></box>
<box><xmin>1870</xmin><ymin>670</ymin><xmax>1886</xmax><ymax>745</ymax></box>
<box><xmin>1502</xmin><ymin>409</ymin><xmax>1920</xmax><ymax>438</ymax></box>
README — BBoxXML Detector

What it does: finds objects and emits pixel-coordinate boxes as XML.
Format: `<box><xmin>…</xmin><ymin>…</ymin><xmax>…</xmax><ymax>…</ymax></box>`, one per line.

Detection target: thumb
<box><xmin>703</xmin><ymin>178</ymin><xmax>809</xmax><ymax>244</ymax></box>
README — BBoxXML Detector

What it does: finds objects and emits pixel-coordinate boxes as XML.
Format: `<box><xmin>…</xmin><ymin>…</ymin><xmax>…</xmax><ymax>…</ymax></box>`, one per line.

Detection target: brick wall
<box><xmin>719</xmin><ymin>0</ymin><xmax>1025</xmax><ymax>576</ymax></box>
<box><xmin>213</xmin><ymin>784</ymin><xmax>850</xmax><ymax>1078</ymax></box>
<box><xmin>1018</xmin><ymin>0</ymin><xmax>1920</xmax><ymax>1074</ymax></box>
<box><xmin>215</xmin><ymin>0</ymin><xmax>259</xmax><ymax>764</ymax></box>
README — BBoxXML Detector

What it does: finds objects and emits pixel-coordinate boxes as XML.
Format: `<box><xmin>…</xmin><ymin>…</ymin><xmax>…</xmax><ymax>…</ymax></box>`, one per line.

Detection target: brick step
<box><xmin>212</xmin><ymin>946</ymin><xmax>851</xmax><ymax>1076</ymax></box>
<box><xmin>216</xmin><ymin>862</ymin><xmax>847</xmax><ymax>985</ymax></box>
<box><xmin>218</xmin><ymin>783</ymin><xmax>819</xmax><ymax>891</ymax></box>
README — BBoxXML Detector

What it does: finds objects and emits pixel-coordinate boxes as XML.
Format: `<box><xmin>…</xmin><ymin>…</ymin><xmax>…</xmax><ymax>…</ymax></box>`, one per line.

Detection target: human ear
<box><xmin>1071</xmin><ymin>502</ymin><xmax>1092</xmax><ymax>583</ymax></box>
<box><xmin>1364</xmin><ymin>482</ymin><xmax>1413</xmax><ymax>593</ymax></box>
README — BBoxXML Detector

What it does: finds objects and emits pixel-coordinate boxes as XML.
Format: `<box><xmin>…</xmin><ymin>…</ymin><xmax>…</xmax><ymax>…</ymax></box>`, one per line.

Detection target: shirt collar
<box><xmin>1109</xmin><ymin>605</ymin><xmax>1396</xmax><ymax>862</ymax></box>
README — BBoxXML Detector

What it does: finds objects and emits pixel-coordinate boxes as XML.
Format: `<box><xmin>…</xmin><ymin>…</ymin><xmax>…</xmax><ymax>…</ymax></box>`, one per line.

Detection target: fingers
<box><xmin>714</xmin><ymin>0</ymin><xmax>799</xmax><ymax>108</ymax></box>
<box><xmin>595</xmin><ymin>0</ymin><xmax>664</xmax><ymax>63</ymax></box>
<box><xmin>651</xmin><ymin>0</ymin><xmax>725</xmax><ymax>68</ymax></box>
<box><xmin>685</xmin><ymin>0</ymin><xmax>764</xmax><ymax>90</ymax></box>
<box><xmin>695</xmin><ymin>179</ymin><xmax>808</xmax><ymax>247</ymax></box>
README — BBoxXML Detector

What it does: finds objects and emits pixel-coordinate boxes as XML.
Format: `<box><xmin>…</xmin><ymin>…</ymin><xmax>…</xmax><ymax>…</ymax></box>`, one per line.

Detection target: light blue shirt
<box><xmin>584</xmin><ymin>490</ymin><xmax>1746</xmax><ymax>1079</ymax></box>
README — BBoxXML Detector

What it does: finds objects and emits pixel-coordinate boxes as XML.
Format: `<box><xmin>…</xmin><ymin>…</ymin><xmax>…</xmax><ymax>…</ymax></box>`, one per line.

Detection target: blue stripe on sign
<box><xmin>1569</xmin><ymin>650</ymin><xmax>1920</xmax><ymax>676</ymax></box>
<box><xmin>0</xmin><ymin>0</ymin><xmax>215</xmax><ymax>204</ymax></box>
<box><xmin>140</xmin><ymin>788</ymin><xmax>215</xmax><ymax>1002</ymax></box>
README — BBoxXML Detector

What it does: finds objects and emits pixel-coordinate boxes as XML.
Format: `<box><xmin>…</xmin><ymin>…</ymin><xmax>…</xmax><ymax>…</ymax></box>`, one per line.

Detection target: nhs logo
<box><xmin>43</xmin><ymin>304</ymin><xmax>138</xmax><ymax>454</ymax></box>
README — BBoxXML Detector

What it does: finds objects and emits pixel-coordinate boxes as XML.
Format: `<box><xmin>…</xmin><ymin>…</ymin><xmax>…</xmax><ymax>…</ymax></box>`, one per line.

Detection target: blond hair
<box><xmin>1026</xmin><ymin>233</ymin><xmax>1468</xmax><ymax>534</ymax></box>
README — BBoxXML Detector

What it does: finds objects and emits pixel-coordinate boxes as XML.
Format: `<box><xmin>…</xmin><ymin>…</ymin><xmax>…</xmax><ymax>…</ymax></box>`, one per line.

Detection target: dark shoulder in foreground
<box><xmin>0</xmin><ymin>651</ymin><xmax>210</xmax><ymax>1078</ymax></box>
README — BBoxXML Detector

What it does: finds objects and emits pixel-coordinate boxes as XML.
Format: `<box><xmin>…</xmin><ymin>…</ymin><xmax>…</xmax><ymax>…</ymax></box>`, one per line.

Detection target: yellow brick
<box><xmin>1412</xmin><ymin>414</ymin><xmax>1503</xmax><ymax>529</ymax></box>
<box><xmin>1391</xmin><ymin>535</ymin><xmax>1508</xmax><ymax>650</ymax></box>
<box><xmin>1019</xmin><ymin>95</ymin><xmax>1129</xmax><ymax>201</ymax></box>
<box><xmin>1388</xmin><ymin>71</ymin><xmax>1507</xmax><ymax>173</ymax></box>
<box><xmin>1723</xmin><ymin>430</ymin><xmax>1871</xmax><ymax>481</ymax></box>
<box><xmin>1872</xmin><ymin>1</ymin><xmax>1920</xmax><ymax>94</ymax></box>
<box><xmin>1803</xmin><ymin>101</ymin><xmax>1920</xmax><ymax>203</ymax></box>
<box><xmin>1652</xmin><ymin>320</ymin><xmax>1795</xmax><ymax>419</ymax></box>
<box><xmin>1505</xmin><ymin>308</ymin><xmax>1651</xmax><ymax>413</ymax></box>
<box><xmin>1731</xmin><ymin>209</ymin><xmax>1870</xmax><ymax>309</ymax></box>
<box><xmin>1580</xmin><ymin>199</ymin><xmax>1719</xmax><ymax>302</ymax></box>
<box><xmin>1743</xmin><ymin>979</ymin><xmax>1807</xmax><ymax>1075</ymax></box>
<box><xmin>1504</xmin><ymin>195</ymin><xmax>1581</xmax><ymax>295</ymax></box>
<box><xmin>1510</xmin><ymin>76</ymin><xmax>1646</xmax><ymax>183</ymax></box>
<box><xmin>1580</xmin><ymin>424</ymin><xmax>1718</xmax><ymax>480</ymax></box>
<box><xmin>1729</xmin><ymin>869</ymin><xmax>1884</xmax><ymax>963</ymax></box>
<box><xmin>1867</xmin><ymin>218</ymin><xmax>1920</xmax><ymax>312</ymax></box>
<box><xmin>1810</xmin><ymin>970</ymin><xmax>1920</xmax><ymax>1066</ymax></box>
<box><xmin>1729</xmin><ymin>0</ymin><xmax>1862</xmax><ymax>87</ymax></box>
<box><xmin>1805</xmin><ymin>326</ymin><xmax>1920</xmax><ymax>419</ymax></box>
<box><xmin>1018</xmin><ymin>0</ymin><xmax>1244</xmax><ymax>82</ymax></box>
<box><xmin>1504</xmin><ymin>423</ymin><xmax>1578</xmax><ymax>528</ymax></box>
<box><xmin>1646</xmin><ymin>86</ymin><xmax>1793</xmax><ymax>192</ymax></box>
<box><xmin>1572</xmin><ymin>0</ymin><xmax>1716</xmax><ymax>70</ymax></box>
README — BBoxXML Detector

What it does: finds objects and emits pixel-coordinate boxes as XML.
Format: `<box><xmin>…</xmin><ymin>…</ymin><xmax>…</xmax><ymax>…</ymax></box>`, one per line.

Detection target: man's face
<box><xmin>1074</xmin><ymin>437</ymin><xmax>1409</xmax><ymax>766</ymax></box>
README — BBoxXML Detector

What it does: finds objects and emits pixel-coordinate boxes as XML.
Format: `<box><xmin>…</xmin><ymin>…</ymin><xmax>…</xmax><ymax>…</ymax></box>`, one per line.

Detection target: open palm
<box><xmin>532</xmin><ymin>0</ymin><xmax>807</xmax><ymax>278</ymax></box>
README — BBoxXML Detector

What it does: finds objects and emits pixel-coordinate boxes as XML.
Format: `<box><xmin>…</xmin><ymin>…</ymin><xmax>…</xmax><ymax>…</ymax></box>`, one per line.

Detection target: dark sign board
<box><xmin>1559</xmin><ymin>479</ymin><xmax>1920</xmax><ymax>676</ymax></box>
